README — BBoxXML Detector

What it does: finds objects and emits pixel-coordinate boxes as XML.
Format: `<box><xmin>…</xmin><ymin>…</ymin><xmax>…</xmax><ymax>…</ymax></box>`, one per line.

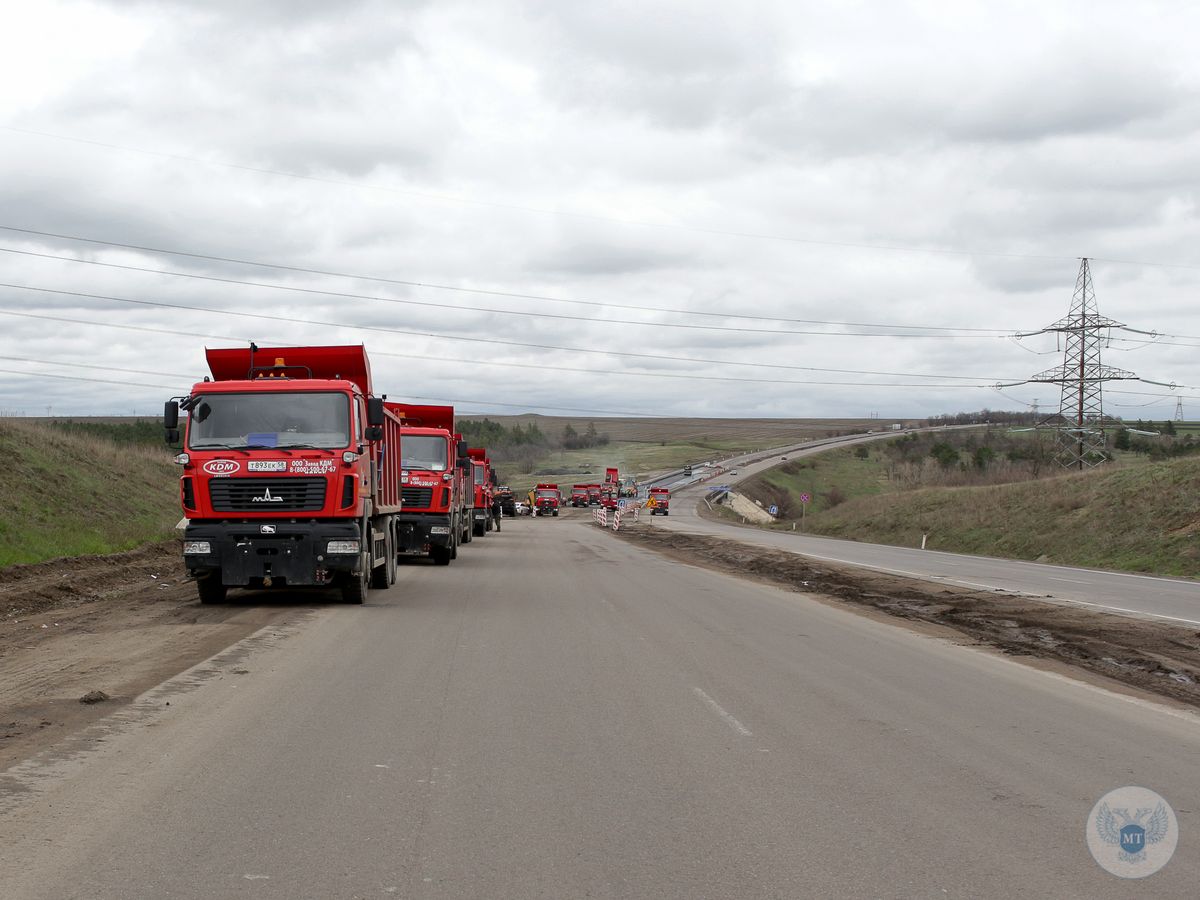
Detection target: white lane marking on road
<box><xmin>693</xmin><ymin>687</ymin><xmax>753</xmax><ymax>737</ymax></box>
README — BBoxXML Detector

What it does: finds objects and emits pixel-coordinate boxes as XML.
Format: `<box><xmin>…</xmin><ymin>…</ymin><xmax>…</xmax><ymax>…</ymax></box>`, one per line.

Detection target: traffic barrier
<box><xmin>612</xmin><ymin>506</ymin><xmax>639</xmax><ymax>530</ymax></box>
<box><xmin>592</xmin><ymin>508</ymin><xmax>608</xmax><ymax>527</ymax></box>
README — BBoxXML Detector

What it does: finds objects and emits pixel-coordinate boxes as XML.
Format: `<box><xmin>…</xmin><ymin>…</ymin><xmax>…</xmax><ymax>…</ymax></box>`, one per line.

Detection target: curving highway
<box><xmin>649</xmin><ymin>434</ymin><xmax>1200</xmax><ymax>627</ymax></box>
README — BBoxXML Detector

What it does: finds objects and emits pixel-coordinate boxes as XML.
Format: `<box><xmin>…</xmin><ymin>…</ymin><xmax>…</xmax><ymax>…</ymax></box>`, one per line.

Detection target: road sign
<box><xmin>800</xmin><ymin>493</ymin><xmax>811</xmax><ymax>503</ymax></box>
<box><xmin>618</xmin><ymin>499</ymin><xmax>626</xmax><ymax>509</ymax></box>
<box><xmin>769</xmin><ymin>505</ymin><xmax>778</xmax><ymax>516</ymax></box>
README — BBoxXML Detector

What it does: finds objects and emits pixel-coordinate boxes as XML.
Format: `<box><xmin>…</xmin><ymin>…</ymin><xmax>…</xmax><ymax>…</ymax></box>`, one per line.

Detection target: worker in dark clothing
<box><xmin>492</xmin><ymin>494</ymin><xmax>503</xmax><ymax>532</ymax></box>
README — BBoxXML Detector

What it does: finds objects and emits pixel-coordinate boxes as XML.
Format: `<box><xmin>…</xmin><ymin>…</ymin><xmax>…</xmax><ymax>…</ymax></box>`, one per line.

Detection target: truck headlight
<box><xmin>430</xmin><ymin>526</ymin><xmax>450</xmax><ymax>535</ymax></box>
<box><xmin>183</xmin><ymin>540</ymin><xmax>211</xmax><ymax>555</ymax></box>
<box><xmin>327</xmin><ymin>540</ymin><xmax>361</xmax><ymax>554</ymax></box>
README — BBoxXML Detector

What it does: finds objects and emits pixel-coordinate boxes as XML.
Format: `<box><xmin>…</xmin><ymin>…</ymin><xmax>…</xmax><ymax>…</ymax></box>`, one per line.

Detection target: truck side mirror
<box><xmin>364</xmin><ymin>425</ymin><xmax>383</xmax><ymax>442</ymax></box>
<box><xmin>457</xmin><ymin>458</ymin><xmax>471</xmax><ymax>471</ymax></box>
<box><xmin>456</xmin><ymin>442</ymin><xmax>469</xmax><ymax>459</ymax></box>
<box><xmin>367</xmin><ymin>397</ymin><xmax>385</xmax><ymax>427</ymax></box>
<box><xmin>164</xmin><ymin>400</ymin><xmax>180</xmax><ymax>444</ymax></box>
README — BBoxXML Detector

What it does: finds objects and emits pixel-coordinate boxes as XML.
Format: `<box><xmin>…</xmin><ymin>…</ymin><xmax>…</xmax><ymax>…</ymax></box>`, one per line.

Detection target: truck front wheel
<box><xmin>342</xmin><ymin>552</ymin><xmax>370</xmax><ymax>604</ymax></box>
<box><xmin>196</xmin><ymin>575</ymin><xmax>226</xmax><ymax>605</ymax></box>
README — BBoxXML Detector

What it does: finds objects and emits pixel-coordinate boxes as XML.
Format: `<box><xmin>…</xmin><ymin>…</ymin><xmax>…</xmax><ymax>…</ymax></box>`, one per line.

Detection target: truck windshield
<box><xmin>536</xmin><ymin>489</ymin><xmax>557</xmax><ymax>498</ymax></box>
<box><xmin>473</xmin><ymin>467</ymin><xmax>485</xmax><ymax>485</ymax></box>
<box><xmin>187</xmin><ymin>391</ymin><xmax>350</xmax><ymax>450</ymax></box>
<box><xmin>402</xmin><ymin>436</ymin><xmax>448</xmax><ymax>471</ymax></box>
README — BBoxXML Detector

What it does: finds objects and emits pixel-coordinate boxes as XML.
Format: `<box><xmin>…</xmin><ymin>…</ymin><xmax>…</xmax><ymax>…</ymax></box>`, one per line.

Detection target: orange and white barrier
<box><xmin>592</xmin><ymin>505</ymin><xmax>640</xmax><ymax>530</ymax></box>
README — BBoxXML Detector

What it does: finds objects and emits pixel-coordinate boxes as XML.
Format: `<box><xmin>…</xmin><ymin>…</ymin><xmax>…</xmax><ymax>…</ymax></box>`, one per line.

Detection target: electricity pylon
<box><xmin>1022</xmin><ymin>259</ymin><xmax>1137</xmax><ymax>470</ymax></box>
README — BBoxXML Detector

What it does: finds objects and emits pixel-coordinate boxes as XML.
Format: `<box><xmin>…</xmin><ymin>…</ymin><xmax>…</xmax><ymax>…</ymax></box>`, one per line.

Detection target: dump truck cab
<box><xmin>648</xmin><ymin>486</ymin><xmax>670</xmax><ymax>515</ymax></box>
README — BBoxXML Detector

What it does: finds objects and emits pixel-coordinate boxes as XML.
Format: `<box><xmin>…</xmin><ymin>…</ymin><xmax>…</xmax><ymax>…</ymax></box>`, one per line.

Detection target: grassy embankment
<box><xmin>734</xmin><ymin>431</ymin><xmax>1200</xmax><ymax>576</ymax></box>
<box><xmin>0</xmin><ymin>419</ymin><xmax>178</xmax><ymax>567</ymax></box>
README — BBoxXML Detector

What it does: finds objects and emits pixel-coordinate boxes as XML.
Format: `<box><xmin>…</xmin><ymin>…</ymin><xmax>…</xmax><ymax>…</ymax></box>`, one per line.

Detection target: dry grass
<box><xmin>802</xmin><ymin>456</ymin><xmax>1200</xmax><ymax>576</ymax></box>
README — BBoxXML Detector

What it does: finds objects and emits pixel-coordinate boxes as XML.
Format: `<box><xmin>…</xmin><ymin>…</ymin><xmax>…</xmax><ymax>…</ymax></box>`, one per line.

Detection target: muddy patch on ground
<box><xmin>0</xmin><ymin>545</ymin><xmax>320</xmax><ymax>770</ymax></box>
<box><xmin>613</xmin><ymin>525</ymin><xmax>1200</xmax><ymax>709</ymax></box>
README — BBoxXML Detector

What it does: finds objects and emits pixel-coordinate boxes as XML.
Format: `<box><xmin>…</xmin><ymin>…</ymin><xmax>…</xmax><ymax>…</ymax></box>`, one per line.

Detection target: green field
<box><xmin>486</xmin><ymin>417</ymin><xmax>887</xmax><ymax>496</ymax></box>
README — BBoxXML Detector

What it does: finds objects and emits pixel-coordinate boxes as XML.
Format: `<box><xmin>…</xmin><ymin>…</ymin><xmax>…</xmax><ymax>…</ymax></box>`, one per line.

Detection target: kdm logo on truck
<box><xmin>202</xmin><ymin>459</ymin><xmax>240</xmax><ymax>475</ymax></box>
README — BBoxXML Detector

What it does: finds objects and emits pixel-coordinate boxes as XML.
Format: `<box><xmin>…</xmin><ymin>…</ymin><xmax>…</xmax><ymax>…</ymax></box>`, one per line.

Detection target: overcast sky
<box><xmin>1</xmin><ymin>0</ymin><xmax>1198</xmax><ymax>421</ymax></box>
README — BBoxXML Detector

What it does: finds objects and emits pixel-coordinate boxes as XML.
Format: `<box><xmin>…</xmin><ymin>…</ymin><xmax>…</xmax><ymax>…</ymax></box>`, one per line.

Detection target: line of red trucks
<box><xmin>163</xmin><ymin>344</ymin><xmax>502</xmax><ymax>605</ymax></box>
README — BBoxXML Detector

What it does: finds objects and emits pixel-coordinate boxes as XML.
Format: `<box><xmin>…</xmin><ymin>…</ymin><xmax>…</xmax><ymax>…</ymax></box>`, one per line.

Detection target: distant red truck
<box><xmin>468</xmin><ymin>447</ymin><xmax>497</xmax><ymax>536</ymax></box>
<box><xmin>529</xmin><ymin>482</ymin><xmax>561</xmax><ymax>516</ymax></box>
<box><xmin>386</xmin><ymin>403</ymin><xmax>473</xmax><ymax>565</ymax></box>
<box><xmin>648</xmin><ymin>486</ymin><xmax>671</xmax><ymax>516</ymax></box>
<box><xmin>570</xmin><ymin>484</ymin><xmax>590</xmax><ymax>507</ymax></box>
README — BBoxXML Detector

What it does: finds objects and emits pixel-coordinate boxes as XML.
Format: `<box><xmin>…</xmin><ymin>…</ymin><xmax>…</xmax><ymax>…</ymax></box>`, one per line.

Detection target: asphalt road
<box><xmin>1</xmin><ymin>513</ymin><xmax>1197</xmax><ymax>897</ymax></box>
<box><xmin>653</xmin><ymin>435</ymin><xmax>1200</xmax><ymax>627</ymax></box>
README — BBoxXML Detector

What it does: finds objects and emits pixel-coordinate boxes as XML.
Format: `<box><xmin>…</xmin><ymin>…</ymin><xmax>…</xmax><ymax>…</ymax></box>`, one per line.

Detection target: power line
<box><xmin>0</xmin><ymin>244</ymin><xmax>1008</xmax><ymax>339</ymax></box>
<box><xmin>0</xmin><ymin>363</ymin><xmax>716</xmax><ymax>419</ymax></box>
<box><xmin>0</xmin><ymin>283</ymin><xmax>1017</xmax><ymax>382</ymax></box>
<box><xmin>0</xmin><ymin>349</ymin><xmax>986</xmax><ymax>392</ymax></box>
<box><xmin>0</xmin><ymin>224</ymin><xmax>1011</xmax><ymax>334</ymax></box>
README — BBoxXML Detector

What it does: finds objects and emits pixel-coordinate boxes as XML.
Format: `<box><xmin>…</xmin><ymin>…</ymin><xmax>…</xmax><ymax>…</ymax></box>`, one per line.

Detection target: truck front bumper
<box><xmin>182</xmin><ymin>520</ymin><xmax>362</xmax><ymax>587</ymax></box>
<box><xmin>395</xmin><ymin>512</ymin><xmax>453</xmax><ymax>553</ymax></box>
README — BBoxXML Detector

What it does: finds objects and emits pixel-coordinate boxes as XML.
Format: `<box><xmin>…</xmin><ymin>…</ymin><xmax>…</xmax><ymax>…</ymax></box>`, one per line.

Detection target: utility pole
<box><xmin>1175</xmin><ymin>397</ymin><xmax>1184</xmax><ymax>422</ymax></box>
<box><xmin>1012</xmin><ymin>259</ymin><xmax>1137</xmax><ymax>470</ymax></box>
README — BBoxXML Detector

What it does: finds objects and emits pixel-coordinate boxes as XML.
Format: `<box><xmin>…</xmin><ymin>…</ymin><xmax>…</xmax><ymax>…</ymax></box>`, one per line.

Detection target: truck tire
<box><xmin>431</xmin><ymin>545</ymin><xmax>451</xmax><ymax>566</ymax></box>
<box><xmin>342</xmin><ymin>551</ymin><xmax>370</xmax><ymax>603</ymax></box>
<box><xmin>196</xmin><ymin>575</ymin><xmax>226</xmax><ymax>605</ymax></box>
<box><xmin>485</xmin><ymin>515</ymin><xmax>492</xmax><ymax>532</ymax></box>
<box><xmin>552</xmin><ymin>509</ymin><xmax>559</xmax><ymax>517</ymax></box>
<box><xmin>371</xmin><ymin>527</ymin><xmax>394</xmax><ymax>589</ymax></box>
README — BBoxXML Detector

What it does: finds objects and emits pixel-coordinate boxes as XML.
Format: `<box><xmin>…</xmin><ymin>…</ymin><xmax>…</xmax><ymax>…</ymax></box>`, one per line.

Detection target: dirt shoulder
<box><xmin>612</xmin><ymin>525</ymin><xmax>1200</xmax><ymax>710</ymax></box>
<box><xmin>0</xmin><ymin>543</ymin><xmax>318</xmax><ymax>771</ymax></box>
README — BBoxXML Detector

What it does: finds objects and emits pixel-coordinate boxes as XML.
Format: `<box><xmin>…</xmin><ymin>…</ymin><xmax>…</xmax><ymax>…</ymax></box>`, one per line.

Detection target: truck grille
<box><xmin>208</xmin><ymin>477</ymin><xmax>327</xmax><ymax>512</ymax></box>
<box><xmin>402</xmin><ymin>487</ymin><xmax>434</xmax><ymax>508</ymax></box>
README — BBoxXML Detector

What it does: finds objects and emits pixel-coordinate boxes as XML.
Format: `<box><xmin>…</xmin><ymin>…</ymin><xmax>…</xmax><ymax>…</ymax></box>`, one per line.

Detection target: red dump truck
<box><xmin>529</xmin><ymin>483</ymin><xmax>560</xmax><ymax>516</ymax></box>
<box><xmin>467</xmin><ymin>448</ymin><xmax>496</xmax><ymax>536</ymax></box>
<box><xmin>600</xmin><ymin>482</ymin><xmax>619</xmax><ymax>510</ymax></box>
<box><xmin>164</xmin><ymin>344</ymin><xmax>403</xmax><ymax>604</ymax></box>
<box><xmin>386</xmin><ymin>403</ymin><xmax>473</xmax><ymax>564</ymax></box>
<box><xmin>648</xmin><ymin>486</ymin><xmax>671</xmax><ymax>515</ymax></box>
<box><xmin>605</xmin><ymin>466</ymin><xmax>619</xmax><ymax>485</ymax></box>
<box><xmin>570</xmin><ymin>484</ymin><xmax>590</xmax><ymax>507</ymax></box>
<box><xmin>586</xmin><ymin>484</ymin><xmax>602</xmax><ymax>505</ymax></box>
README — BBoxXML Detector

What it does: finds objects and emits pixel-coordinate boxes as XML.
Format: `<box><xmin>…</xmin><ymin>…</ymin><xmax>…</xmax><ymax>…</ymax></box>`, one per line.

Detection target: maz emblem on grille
<box><xmin>253</xmin><ymin>488</ymin><xmax>285</xmax><ymax>503</ymax></box>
